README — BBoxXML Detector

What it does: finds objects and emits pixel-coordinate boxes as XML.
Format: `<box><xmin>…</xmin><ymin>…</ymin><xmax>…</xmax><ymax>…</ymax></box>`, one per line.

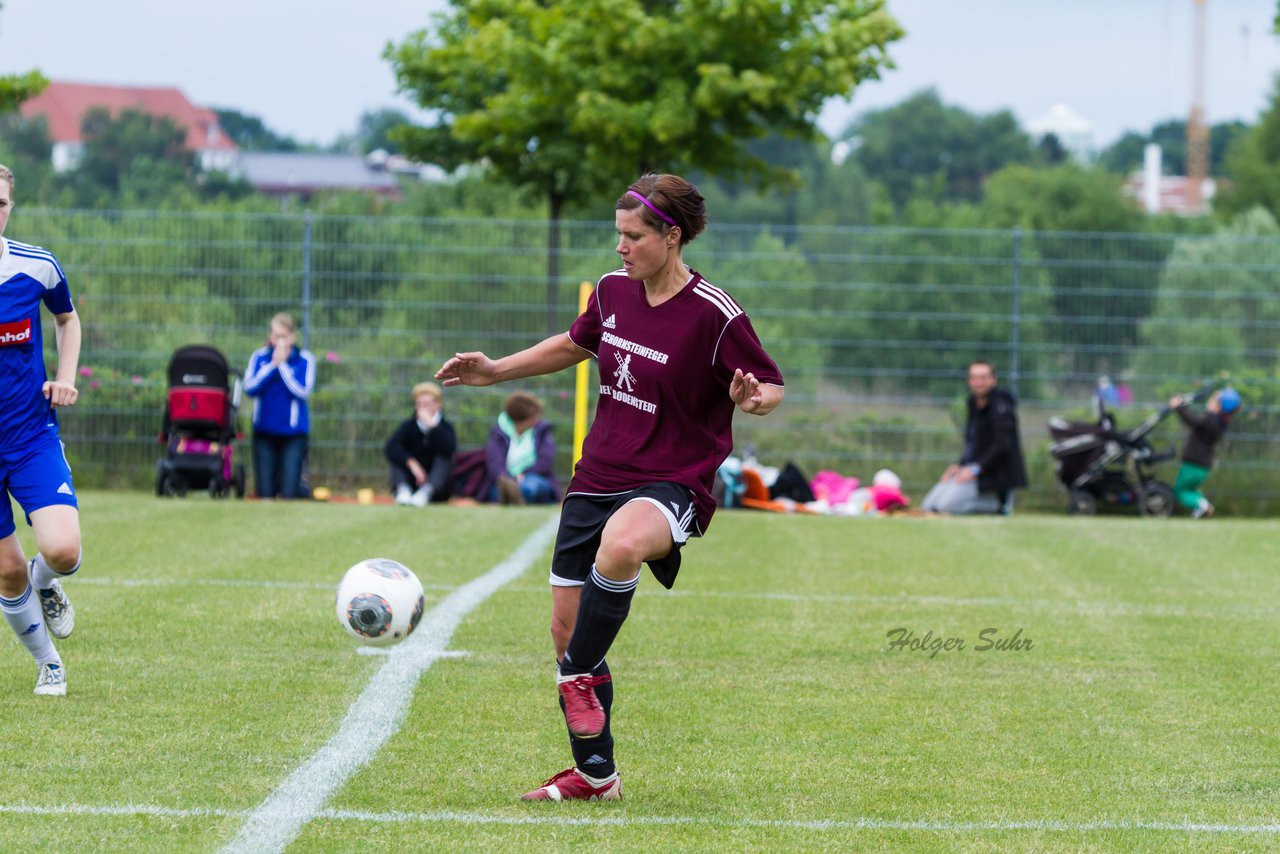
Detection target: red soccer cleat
<box><xmin>557</xmin><ymin>672</ymin><xmax>612</xmax><ymax>738</ymax></box>
<box><xmin>520</xmin><ymin>767</ymin><xmax>621</xmax><ymax>801</ymax></box>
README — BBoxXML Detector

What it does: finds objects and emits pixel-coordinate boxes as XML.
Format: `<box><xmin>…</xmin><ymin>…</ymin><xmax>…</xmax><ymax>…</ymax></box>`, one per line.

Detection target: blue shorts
<box><xmin>0</xmin><ymin>436</ymin><xmax>77</xmax><ymax>540</ymax></box>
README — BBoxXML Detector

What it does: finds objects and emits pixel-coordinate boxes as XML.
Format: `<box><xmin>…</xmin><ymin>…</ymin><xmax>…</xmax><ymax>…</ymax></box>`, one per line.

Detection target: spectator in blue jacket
<box><xmin>244</xmin><ymin>313</ymin><xmax>316</xmax><ymax>499</ymax></box>
<box><xmin>485</xmin><ymin>391</ymin><xmax>559</xmax><ymax>505</ymax></box>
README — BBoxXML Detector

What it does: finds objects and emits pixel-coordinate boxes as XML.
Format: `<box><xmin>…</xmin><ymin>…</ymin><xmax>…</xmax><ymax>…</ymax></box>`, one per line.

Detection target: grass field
<box><xmin>0</xmin><ymin>492</ymin><xmax>1278</xmax><ymax>852</ymax></box>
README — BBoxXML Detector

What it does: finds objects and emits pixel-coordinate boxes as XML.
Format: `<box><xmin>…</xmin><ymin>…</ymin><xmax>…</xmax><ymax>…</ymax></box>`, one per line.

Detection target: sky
<box><xmin>2</xmin><ymin>0</ymin><xmax>1278</xmax><ymax>150</ymax></box>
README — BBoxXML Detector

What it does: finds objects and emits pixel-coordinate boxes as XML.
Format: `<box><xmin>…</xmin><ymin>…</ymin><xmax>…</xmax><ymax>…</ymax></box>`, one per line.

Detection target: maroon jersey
<box><xmin>567</xmin><ymin>269</ymin><xmax>783</xmax><ymax>533</ymax></box>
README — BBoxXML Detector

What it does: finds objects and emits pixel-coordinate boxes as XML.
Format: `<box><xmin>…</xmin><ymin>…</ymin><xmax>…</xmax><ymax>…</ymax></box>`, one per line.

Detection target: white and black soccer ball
<box><xmin>335</xmin><ymin>558</ymin><xmax>425</xmax><ymax>647</ymax></box>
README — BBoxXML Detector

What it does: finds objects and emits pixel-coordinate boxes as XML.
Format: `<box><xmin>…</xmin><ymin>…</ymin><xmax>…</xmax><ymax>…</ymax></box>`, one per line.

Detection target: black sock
<box><xmin>565</xmin><ymin>659</ymin><xmax>615</xmax><ymax>778</ymax></box>
<box><xmin>563</xmin><ymin>563</ymin><xmax>637</xmax><ymax>676</ymax></box>
<box><xmin>561</xmin><ymin>566</ymin><xmax>637</xmax><ymax>676</ymax></box>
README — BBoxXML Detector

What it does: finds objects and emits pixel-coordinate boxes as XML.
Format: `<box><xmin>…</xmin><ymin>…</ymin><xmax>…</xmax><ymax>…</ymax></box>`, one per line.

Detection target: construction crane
<box><xmin>1186</xmin><ymin>0</ymin><xmax>1209</xmax><ymax>210</ymax></box>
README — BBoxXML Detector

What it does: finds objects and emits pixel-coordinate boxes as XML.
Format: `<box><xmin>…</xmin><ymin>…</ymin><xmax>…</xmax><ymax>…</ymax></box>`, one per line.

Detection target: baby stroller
<box><xmin>156</xmin><ymin>344</ymin><xmax>246</xmax><ymax>499</ymax></box>
<box><xmin>1047</xmin><ymin>386</ymin><xmax>1179</xmax><ymax>517</ymax></box>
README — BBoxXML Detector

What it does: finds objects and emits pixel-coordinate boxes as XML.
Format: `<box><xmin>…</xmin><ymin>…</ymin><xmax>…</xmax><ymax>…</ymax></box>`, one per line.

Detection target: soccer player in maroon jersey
<box><xmin>436</xmin><ymin>173</ymin><xmax>784</xmax><ymax>801</ymax></box>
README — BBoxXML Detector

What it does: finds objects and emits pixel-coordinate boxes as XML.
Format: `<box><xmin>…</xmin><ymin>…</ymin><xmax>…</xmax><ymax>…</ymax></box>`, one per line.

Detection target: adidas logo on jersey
<box><xmin>56</xmin><ymin>482</ymin><xmax>73</xmax><ymax>496</ymax></box>
<box><xmin>0</xmin><ymin>319</ymin><xmax>32</xmax><ymax>346</ymax></box>
<box><xmin>602</xmin><ymin>314</ymin><xmax>617</xmax><ymax>329</ymax></box>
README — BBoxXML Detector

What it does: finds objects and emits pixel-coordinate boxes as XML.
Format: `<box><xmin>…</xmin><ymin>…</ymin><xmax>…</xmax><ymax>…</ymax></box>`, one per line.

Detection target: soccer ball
<box><xmin>335</xmin><ymin>558</ymin><xmax>425</xmax><ymax>647</ymax></box>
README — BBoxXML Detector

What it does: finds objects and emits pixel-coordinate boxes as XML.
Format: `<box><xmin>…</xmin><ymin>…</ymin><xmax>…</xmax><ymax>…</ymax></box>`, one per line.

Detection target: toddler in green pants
<box><xmin>1168</xmin><ymin>387</ymin><xmax>1240</xmax><ymax>518</ymax></box>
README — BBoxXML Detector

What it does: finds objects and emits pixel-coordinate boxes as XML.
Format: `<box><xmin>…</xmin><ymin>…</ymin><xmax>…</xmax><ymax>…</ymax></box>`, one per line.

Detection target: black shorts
<box><xmin>550</xmin><ymin>482</ymin><xmax>699</xmax><ymax>590</ymax></box>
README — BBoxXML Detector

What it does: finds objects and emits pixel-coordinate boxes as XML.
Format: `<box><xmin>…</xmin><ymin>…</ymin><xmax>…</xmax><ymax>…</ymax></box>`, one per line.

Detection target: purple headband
<box><xmin>626</xmin><ymin>190</ymin><xmax>677</xmax><ymax>228</ymax></box>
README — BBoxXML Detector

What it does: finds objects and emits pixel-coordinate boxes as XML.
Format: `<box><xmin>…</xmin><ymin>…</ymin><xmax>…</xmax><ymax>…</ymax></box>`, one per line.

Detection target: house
<box><xmin>233</xmin><ymin>152</ymin><xmax>400</xmax><ymax>199</ymax></box>
<box><xmin>20</xmin><ymin>80</ymin><xmax>238</xmax><ymax>172</ymax></box>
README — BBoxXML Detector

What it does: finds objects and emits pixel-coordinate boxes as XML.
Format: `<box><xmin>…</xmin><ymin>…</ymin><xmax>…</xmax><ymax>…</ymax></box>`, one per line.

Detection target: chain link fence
<box><xmin>16</xmin><ymin>208</ymin><xmax>1280</xmax><ymax>514</ymax></box>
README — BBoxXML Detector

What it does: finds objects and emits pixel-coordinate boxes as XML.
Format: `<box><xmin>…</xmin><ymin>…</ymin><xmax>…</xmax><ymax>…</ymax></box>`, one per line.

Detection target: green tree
<box><xmin>0</xmin><ymin>113</ymin><xmax>54</xmax><ymax>199</ymax></box>
<box><xmin>355</xmin><ymin>108</ymin><xmax>411</xmax><ymax>155</ymax></box>
<box><xmin>73</xmin><ymin>107</ymin><xmax>195</xmax><ymax>204</ymax></box>
<box><xmin>0</xmin><ymin>69</ymin><xmax>46</xmax><ymax>115</ymax></box>
<box><xmin>980</xmin><ymin>163</ymin><xmax>1156</xmax><ymax>381</ymax></box>
<box><xmin>1098</xmin><ymin>119</ymin><xmax>1248</xmax><ymax>176</ymax></box>
<box><xmin>845</xmin><ymin>89</ymin><xmax>1034</xmax><ymax>209</ymax></box>
<box><xmin>386</xmin><ymin>0</ymin><xmax>902</xmax><ymax>330</ymax></box>
<box><xmin>1216</xmin><ymin>77</ymin><xmax>1280</xmax><ymax>219</ymax></box>
<box><xmin>212</xmin><ymin>107</ymin><xmax>298</xmax><ymax>151</ymax></box>
<box><xmin>1136</xmin><ymin>207</ymin><xmax>1280</xmax><ymax>383</ymax></box>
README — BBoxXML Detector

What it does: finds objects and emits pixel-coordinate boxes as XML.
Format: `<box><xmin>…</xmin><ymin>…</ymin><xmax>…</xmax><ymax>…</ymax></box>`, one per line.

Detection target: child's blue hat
<box><xmin>1219</xmin><ymin>387</ymin><xmax>1241</xmax><ymax>414</ymax></box>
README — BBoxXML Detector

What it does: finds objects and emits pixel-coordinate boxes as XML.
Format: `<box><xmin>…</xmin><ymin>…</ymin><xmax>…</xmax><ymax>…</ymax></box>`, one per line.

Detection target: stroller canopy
<box><xmin>168</xmin><ymin>345</ymin><xmax>231</xmax><ymax>391</ymax></box>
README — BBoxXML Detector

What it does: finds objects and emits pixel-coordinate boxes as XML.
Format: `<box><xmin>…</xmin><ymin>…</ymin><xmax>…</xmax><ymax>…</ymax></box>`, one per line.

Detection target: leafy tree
<box><xmin>698</xmin><ymin>134</ymin><xmax>877</xmax><ymax>228</ymax></box>
<box><xmin>0</xmin><ymin>113</ymin><xmax>54</xmax><ymax>199</ymax></box>
<box><xmin>1035</xmin><ymin>132</ymin><xmax>1067</xmax><ymax>166</ymax></box>
<box><xmin>355</xmin><ymin>108</ymin><xmax>411</xmax><ymax>155</ymax></box>
<box><xmin>1098</xmin><ymin>119</ymin><xmax>1248</xmax><ymax>176</ymax></box>
<box><xmin>386</xmin><ymin>0</ymin><xmax>903</xmax><ymax>330</ymax></box>
<box><xmin>1216</xmin><ymin>77</ymin><xmax>1280</xmax><ymax>219</ymax></box>
<box><xmin>73</xmin><ymin>107</ymin><xmax>195</xmax><ymax>204</ymax></box>
<box><xmin>845</xmin><ymin>89</ymin><xmax>1034</xmax><ymax>209</ymax></box>
<box><xmin>0</xmin><ymin>70</ymin><xmax>47</xmax><ymax>115</ymax></box>
<box><xmin>212</xmin><ymin>107</ymin><xmax>298</xmax><ymax>151</ymax></box>
<box><xmin>980</xmin><ymin>163</ymin><xmax>1156</xmax><ymax>381</ymax></box>
<box><xmin>1136</xmin><ymin>207</ymin><xmax>1280</xmax><ymax>384</ymax></box>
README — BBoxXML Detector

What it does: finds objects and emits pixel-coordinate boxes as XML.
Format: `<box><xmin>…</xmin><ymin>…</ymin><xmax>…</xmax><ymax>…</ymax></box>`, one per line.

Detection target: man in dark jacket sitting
<box><xmin>384</xmin><ymin>382</ymin><xmax>457</xmax><ymax>506</ymax></box>
<box><xmin>922</xmin><ymin>360</ymin><xmax>1028</xmax><ymax>514</ymax></box>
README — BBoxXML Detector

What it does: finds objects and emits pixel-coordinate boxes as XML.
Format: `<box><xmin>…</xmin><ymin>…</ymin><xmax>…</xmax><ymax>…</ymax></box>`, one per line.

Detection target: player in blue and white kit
<box><xmin>0</xmin><ymin>164</ymin><xmax>84</xmax><ymax>696</ymax></box>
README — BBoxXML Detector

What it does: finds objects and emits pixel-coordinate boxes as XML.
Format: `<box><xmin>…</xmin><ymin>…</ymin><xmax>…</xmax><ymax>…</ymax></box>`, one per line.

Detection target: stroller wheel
<box><xmin>1067</xmin><ymin>490</ymin><xmax>1097</xmax><ymax>516</ymax></box>
<box><xmin>1139</xmin><ymin>481</ymin><xmax>1175</xmax><ymax>518</ymax></box>
<box><xmin>160</xmin><ymin>473</ymin><xmax>187</xmax><ymax>498</ymax></box>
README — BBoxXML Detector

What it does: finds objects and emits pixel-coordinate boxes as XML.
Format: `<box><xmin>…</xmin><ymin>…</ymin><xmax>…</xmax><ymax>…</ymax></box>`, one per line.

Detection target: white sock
<box><xmin>578</xmin><ymin>768</ymin><xmax>618</xmax><ymax>786</ymax></box>
<box><xmin>31</xmin><ymin>552</ymin><xmax>79</xmax><ymax>591</ymax></box>
<box><xmin>0</xmin><ymin>584</ymin><xmax>59</xmax><ymax>666</ymax></box>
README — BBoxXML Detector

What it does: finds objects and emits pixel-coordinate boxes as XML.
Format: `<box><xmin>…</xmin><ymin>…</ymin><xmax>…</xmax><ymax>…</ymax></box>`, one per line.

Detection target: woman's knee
<box><xmin>42</xmin><ymin>542</ymin><xmax>81</xmax><ymax>573</ymax></box>
<box><xmin>595</xmin><ymin>533</ymin><xmax>648</xmax><ymax>577</ymax></box>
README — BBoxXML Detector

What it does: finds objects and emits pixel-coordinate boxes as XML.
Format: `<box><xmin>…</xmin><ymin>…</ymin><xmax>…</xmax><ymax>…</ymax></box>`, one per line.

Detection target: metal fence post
<box><xmin>1010</xmin><ymin>226</ymin><xmax>1022</xmax><ymax>398</ymax></box>
<box><xmin>301</xmin><ymin>211</ymin><xmax>313</xmax><ymax>350</ymax></box>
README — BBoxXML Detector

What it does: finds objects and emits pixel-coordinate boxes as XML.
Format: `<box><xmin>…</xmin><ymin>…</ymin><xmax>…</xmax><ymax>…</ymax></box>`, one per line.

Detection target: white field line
<box><xmin>76</xmin><ymin>576</ymin><xmax>1277</xmax><ymax>619</ymax></box>
<box><xmin>75</xmin><ymin>577</ymin><xmax>458</xmax><ymax>592</ymax></box>
<box><xmin>219</xmin><ymin>515</ymin><xmax>560</xmax><ymax>854</ymax></box>
<box><xmin>1</xmin><ymin>802</ymin><xmax>1278</xmax><ymax>835</ymax></box>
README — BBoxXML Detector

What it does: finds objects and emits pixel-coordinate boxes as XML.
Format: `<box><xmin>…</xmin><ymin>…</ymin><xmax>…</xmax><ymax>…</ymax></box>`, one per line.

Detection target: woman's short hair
<box><xmin>270</xmin><ymin>312</ymin><xmax>296</xmax><ymax>333</ymax></box>
<box><xmin>412</xmin><ymin>381</ymin><xmax>443</xmax><ymax>404</ymax></box>
<box><xmin>504</xmin><ymin>391</ymin><xmax>543</xmax><ymax>422</ymax></box>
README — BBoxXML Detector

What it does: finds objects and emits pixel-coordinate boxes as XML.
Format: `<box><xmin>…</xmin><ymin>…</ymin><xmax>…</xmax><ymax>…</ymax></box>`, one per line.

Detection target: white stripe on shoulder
<box><xmin>695</xmin><ymin>280</ymin><xmax>742</xmax><ymax>313</ymax></box>
<box><xmin>7</xmin><ymin>240</ymin><xmax>66</xmax><ymax>279</ymax></box>
<box><xmin>7</xmin><ymin>239</ymin><xmax>52</xmax><ymax>257</ymax></box>
<box><xmin>693</xmin><ymin>284</ymin><xmax>742</xmax><ymax>320</ymax></box>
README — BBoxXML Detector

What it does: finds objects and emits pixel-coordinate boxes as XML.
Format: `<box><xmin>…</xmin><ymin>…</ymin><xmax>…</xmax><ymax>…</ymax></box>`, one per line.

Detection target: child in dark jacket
<box><xmin>484</xmin><ymin>391</ymin><xmax>559</xmax><ymax>505</ymax></box>
<box><xmin>1169</xmin><ymin>387</ymin><xmax>1240</xmax><ymax>518</ymax></box>
<box><xmin>384</xmin><ymin>382</ymin><xmax>456</xmax><ymax>506</ymax></box>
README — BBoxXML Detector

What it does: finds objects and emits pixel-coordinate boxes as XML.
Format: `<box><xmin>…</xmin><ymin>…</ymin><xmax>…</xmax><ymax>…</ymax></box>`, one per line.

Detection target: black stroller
<box><xmin>156</xmin><ymin>345</ymin><xmax>246</xmax><ymax>498</ymax></box>
<box><xmin>1047</xmin><ymin>386</ymin><xmax>1180</xmax><ymax>517</ymax></box>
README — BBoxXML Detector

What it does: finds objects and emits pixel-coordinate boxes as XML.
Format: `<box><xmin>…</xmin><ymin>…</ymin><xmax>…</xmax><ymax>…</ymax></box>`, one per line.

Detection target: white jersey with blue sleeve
<box><xmin>0</xmin><ymin>238</ymin><xmax>74</xmax><ymax>450</ymax></box>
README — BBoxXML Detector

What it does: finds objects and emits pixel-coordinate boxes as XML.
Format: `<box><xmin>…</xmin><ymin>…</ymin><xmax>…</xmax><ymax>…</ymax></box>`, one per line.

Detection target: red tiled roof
<box><xmin>20</xmin><ymin>81</ymin><xmax>237</xmax><ymax>151</ymax></box>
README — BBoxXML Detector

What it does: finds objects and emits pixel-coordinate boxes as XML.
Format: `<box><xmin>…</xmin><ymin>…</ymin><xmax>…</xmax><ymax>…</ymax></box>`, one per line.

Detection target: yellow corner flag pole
<box><xmin>572</xmin><ymin>282</ymin><xmax>592</xmax><ymax>472</ymax></box>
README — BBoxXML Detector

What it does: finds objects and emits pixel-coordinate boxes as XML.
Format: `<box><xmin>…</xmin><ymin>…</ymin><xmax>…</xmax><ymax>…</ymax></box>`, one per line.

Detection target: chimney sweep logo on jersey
<box><xmin>0</xmin><ymin>319</ymin><xmax>32</xmax><ymax>347</ymax></box>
